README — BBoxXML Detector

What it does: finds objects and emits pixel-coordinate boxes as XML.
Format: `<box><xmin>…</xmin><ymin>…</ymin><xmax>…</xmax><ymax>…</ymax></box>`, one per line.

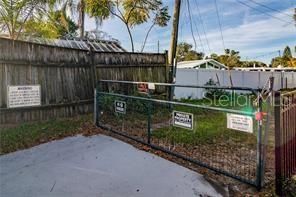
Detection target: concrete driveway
<box><xmin>0</xmin><ymin>135</ymin><xmax>222</xmax><ymax>197</ymax></box>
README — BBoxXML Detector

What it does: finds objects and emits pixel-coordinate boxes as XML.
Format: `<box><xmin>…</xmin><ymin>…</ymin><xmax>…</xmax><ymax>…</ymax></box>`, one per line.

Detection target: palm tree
<box><xmin>0</xmin><ymin>0</ymin><xmax>49</xmax><ymax>39</ymax></box>
<box><xmin>57</xmin><ymin>0</ymin><xmax>111</xmax><ymax>39</ymax></box>
<box><xmin>53</xmin><ymin>0</ymin><xmax>84</xmax><ymax>38</ymax></box>
<box><xmin>77</xmin><ymin>0</ymin><xmax>85</xmax><ymax>38</ymax></box>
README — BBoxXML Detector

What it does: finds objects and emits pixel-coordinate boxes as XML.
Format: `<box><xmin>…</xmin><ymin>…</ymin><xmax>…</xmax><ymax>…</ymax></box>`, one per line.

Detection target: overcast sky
<box><xmin>84</xmin><ymin>0</ymin><xmax>296</xmax><ymax>63</ymax></box>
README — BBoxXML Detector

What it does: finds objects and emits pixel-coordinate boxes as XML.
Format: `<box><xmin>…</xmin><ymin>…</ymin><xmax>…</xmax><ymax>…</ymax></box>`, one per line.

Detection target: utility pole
<box><xmin>157</xmin><ymin>40</ymin><xmax>160</xmax><ymax>53</ymax></box>
<box><xmin>168</xmin><ymin>0</ymin><xmax>181</xmax><ymax>104</ymax></box>
<box><xmin>168</xmin><ymin>0</ymin><xmax>181</xmax><ymax>66</ymax></box>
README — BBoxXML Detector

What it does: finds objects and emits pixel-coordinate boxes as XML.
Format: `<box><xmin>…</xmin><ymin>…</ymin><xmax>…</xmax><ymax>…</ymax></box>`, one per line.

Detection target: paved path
<box><xmin>0</xmin><ymin>135</ymin><xmax>222</xmax><ymax>197</ymax></box>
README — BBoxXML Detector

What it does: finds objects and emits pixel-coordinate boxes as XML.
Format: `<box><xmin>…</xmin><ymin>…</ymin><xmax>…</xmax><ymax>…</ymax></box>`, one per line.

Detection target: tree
<box><xmin>140</xmin><ymin>6</ymin><xmax>170</xmax><ymax>52</ymax></box>
<box><xmin>209</xmin><ymin>53</ymin><xmax>219</xmax><ymax>60</ymax></box>
<box><xmin>176</xmin><ymin>42</ymin><xmax>204</xmax><ymax>62</ymax></box>
<box><xmin>271</xmin><ymin>46</ymin><xmax>296</xmax><ymax>68</ymax></box>
<box><xmin>0</xmin><ymin>0</ymin><xmax>50</xmax><ymax>39</ymax></box>
<box><xmin>283</xmin><ymin>46</ymin><xmax>292</xmax><ymax>59</ymax></box>
<box><xmin>210</xmin><ymin>49</ymin><xmax>242</xmax><ymax>68</ymax></box>
<box><xmin>240</xmin><ymin>61</ymin><xmax>267</xmax><ymax>68</ymax></box>
<box><xmin>23</xmin><ymin>9</ymin><xmax>78</xmax><ymax>39</ymax></box>
<box><xmin>271</xmin><ymin>57</ymin><xmax>282</xmax><ymax>67</ymax></box>
<box><xmin>53</xmin><ymin>0</ymin><xmax>87</xmax><ymax>38</ymax></box>
<box><xmin>77</xmin><ymin>0</ymin><xmax>85</xmax><ymax>38</ymax></box>
<box><xmin>84</xmin><ymin>0</ymin><xmax>169</xmax><ymax>52</ymax></box>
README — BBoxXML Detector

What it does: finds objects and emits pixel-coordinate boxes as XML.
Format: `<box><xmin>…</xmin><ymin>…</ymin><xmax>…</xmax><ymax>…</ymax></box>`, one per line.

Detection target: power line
<box><xmin>248</xmin><ymin>0</ymin><xmax>293</xmax><ymax>18</ymax></box>
<box><xmin>187</xmin><ymin>0</ymin><xmax>205</xmax><ymax>53</ymax></box>
<box><xmin>186</xmin><ymin>0</ymin><xmax>198</xmax><ymax>51</ymax></box>
<box><xmin>247</xmin><ymin>50</ymin><xmax>280</xmax><ymax>60</ymax></box>
<box><xmin>213</xmin><ymin>0</ymin><xmax>226</xmax><ymax>50</ymax></box>
<box><xmin>192</xmin><ymin>17</ymin><xmax>206</xmax><ymax>54</ymax></box>
<box><xmin>194</xmin><ymin>0</ymin><xmax>211</xmax><ymax>54</ymax></box>
<box><xmin>178</xmin><ymin>2</ymin><xmax>186</xmax><ymax>42</ymax></box>
<box><xmin>235</xmin><ymin>0</ymin><xmax>292</xmax><ymax>24</ymax></box>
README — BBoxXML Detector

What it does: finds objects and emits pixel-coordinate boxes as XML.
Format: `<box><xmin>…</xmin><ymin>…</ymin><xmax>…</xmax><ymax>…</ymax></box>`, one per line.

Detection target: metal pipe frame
<box><xmin>98</xmin><ymin>91</ymin><xmax>256</xmax><ymax>116</ymax></box>
<box><xmin>98</xmin><ymin>80</ymin><xmax>260</xmax><ymax>92</ymax></box>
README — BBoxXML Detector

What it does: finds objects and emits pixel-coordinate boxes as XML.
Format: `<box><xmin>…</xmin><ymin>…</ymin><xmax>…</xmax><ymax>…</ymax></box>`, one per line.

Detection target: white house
<box><xmin>177</xmin><ymin>59</ymin><xmax>228</xmax><ymax>70</ymax></box>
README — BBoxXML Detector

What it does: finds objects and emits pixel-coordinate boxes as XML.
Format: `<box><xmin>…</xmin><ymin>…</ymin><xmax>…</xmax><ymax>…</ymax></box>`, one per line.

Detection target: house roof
<box><xmin>0</xmin><ymin>35</ymin><xmax>126</xmax><ymax>52</ymax></box>
<box><xmin>177</xmin><ymin>59</ymin><xmax>228</xmax><ymax>69</ymax></box>
<box><xmin>25</xmin><ymin>38</ymin><xmax>127</xmax><ymax>52</ymax></box>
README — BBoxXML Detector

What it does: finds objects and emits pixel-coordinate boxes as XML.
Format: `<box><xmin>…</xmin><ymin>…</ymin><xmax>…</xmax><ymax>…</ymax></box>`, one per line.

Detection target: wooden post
<box><xmin>168</xmin><ymin>0</ymin><xmax>181</xmax><ymax>104</ymax></box>
<box><xmin>168</xmin><ymin>0</ymin><xmax>181</xmax><ymax>66</ymax></box>
<box><xmin>274</xmin><ymin>91</ymin><xmax>283</xmax><ymax>196</ymax></box>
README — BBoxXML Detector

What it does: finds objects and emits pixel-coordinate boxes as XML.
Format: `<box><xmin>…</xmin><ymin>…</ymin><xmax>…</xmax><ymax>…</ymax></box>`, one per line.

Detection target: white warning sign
<box><xmin>115</xmin><ymin>100</ymin><xmax>126</xmax><ymax>114</ymax></box>
<box><xmin>173</xmin><ymin>111</ymin><xmax>194</xmax><ymax>130</ymax></box>
<box><xmin>227</xmin><ymin>113</ymin><xmax>253</xmax><ymax>133</ymax></box>
<box><xmin>7</xmin><ymin>85</ymin><xmax>41</xmax><ymax>108</ymax></box>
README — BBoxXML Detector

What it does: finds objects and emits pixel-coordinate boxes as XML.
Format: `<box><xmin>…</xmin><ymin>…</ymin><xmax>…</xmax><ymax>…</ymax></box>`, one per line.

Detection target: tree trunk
<box><xmin>125</xmin><ymin>23</ymin><xmax>134</xmax><ymax>52</ymax></box>
<box><xmin>141</xmin><ymin>23</ymin><xmax>155</xmax><ymax>52</ymax></box>
<box><xmin>78</xmin><ymin>0</ymin><xmax>85</xmax><ymax>39</ymax></box>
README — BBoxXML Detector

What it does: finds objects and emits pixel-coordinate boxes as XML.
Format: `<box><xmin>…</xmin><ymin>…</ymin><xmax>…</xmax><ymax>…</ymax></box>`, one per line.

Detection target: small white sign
<box><xmin>148</xmin><ymin>83</ymin><xmax>155</xmax><ymax>90</ymax></box>
<box><xmin>7</xmin><ymin>85</ymin><xmax>41</xmax><ymax>108</ymax></box>
<box><xmin>114</xmin><ymin>100</ymin><xmax>126</xmax><ymax>114</ymax></box>
<box><xmin>227</xmin><ymin>113</ymin><xmax>253</xmax><ymax>133</ymax></box>
<box><xmin>173</xmin><ymin>111</ymin><xmax>194</xmax><ymax>130</ymax></box>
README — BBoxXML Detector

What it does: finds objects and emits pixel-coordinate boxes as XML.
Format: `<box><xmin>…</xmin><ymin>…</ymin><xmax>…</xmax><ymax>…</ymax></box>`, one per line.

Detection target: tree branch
<box><xmin>15</xmin><ymin>3</ymin><xmax>36</xmax><ymax>40</ymax></box>
<box><xmin>126</xmin><ymin>0</ymin><xmax>138</xmax><ymax>23</ymax></box>
<box><xmin>141</xmin><ymin>22</ymin><xmax>155</xmax><ymax>52</ymax></box>
<box><xmin>115</xmin><ymin>0</ymin><xmax>124</xmax><ymax>19</ymax></box>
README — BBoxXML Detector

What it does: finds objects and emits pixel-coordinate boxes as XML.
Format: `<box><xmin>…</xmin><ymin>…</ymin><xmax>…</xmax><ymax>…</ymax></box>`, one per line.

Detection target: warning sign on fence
<box><xmin>173</xmin><ymin>111</ymin><xmax>194</xmax><ymax>130</ymax></box>
<box><xmin>114</xmin><ymin>100</ymin><xmax>126</xmax><ymax>114</ymax></box>
<box><xmin>227</xmin><ymin>113</ymin><xmax>253</xmax><ymax>133</ymax></box>
<box><xmin>7</xmin><ymin>85</ymin><xmax>41</xmax><ymax>108</ymax></box>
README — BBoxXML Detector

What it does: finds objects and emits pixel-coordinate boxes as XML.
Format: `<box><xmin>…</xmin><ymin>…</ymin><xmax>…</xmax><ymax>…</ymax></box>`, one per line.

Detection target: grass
<box><xmin>0</xmin><ymin>115</ymin><xmax>92</xmax><ymax>155</ymax></box>
<box><xmin>150</xmin><ymin>95</ymin><xmax>257</xmax><ymax>145</ymax></box>
<box><xmin>99</xmin><ymin>94</ymin><xmax>258</xmax><ymax>146</ymax></box>
<box><xmin>152</xmin><ymin>110</ymin><xmax>257</xmax><ymax>146</ymax></box>
<box><xmin>0</xmin><ymin>95</ymin><xmax>258</xmax><ymax>155</ymax></box>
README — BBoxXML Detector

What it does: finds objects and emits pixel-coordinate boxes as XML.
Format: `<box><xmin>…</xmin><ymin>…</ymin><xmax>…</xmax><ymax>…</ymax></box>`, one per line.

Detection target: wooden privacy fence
<box><xmin>275</xmin><ymin>90</ymin><xmax>296</xmax><ymax>195</ymax></box>
<box><xmin>0</xmin><ymin>38</ymin><xmax>170</xmax><ymax>124</ymax></box>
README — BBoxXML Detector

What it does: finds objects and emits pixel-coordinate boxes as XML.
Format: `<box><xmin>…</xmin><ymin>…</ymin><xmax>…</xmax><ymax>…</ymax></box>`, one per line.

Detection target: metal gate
<box><xmin>95</xmin><ymin>80</ymin><xmax>268</xmax><ymax>189</ymax></box>
<box><xmin>275</xmin><ymin>90</ymin><xmax>296</xmax><ymax>195</ymax></box>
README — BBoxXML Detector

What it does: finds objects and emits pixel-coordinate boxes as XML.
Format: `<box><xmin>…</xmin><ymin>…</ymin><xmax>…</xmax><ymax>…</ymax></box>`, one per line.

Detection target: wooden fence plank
<box><xmin>0</xmin><ymin>38</ymin><xmax>169</xmax><ymax>124</ymax></box>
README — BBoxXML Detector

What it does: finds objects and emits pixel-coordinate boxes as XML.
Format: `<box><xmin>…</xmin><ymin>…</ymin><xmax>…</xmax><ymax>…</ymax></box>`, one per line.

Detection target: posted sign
<box><xmin>227</xmin><ymin>113</ymin><xmax>253</xmax><ymax>133</ymax></box>
<box><xmin>173</xmin><ymin>111</ymin><xmax>194</xmax><ymax>130</ymax></box>
<box><xmin>7</xmin><ymin>85</ymin><xmax>41</xmax><ymax>108</ymax></box>
<box><xmin>115</xmin><ymin>100</ymin><xmax>126</xmax><ymax>114</ymax></box>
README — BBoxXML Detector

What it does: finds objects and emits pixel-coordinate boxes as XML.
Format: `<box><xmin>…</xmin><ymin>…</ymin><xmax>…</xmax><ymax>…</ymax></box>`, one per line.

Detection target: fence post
<box><xmin>256</xmin><ymin>92</ymin><xmax>263</xmax><ymax>190</ymax></box>
<box><xmin>147</xmin><ymin>91</ymin><xmax>152</xmax><ymax>144</ymax></box>
<box><xmin>94</xmin><ymin>88</ymin><xmax>97</xmax><ymax>125</ymax></box>
<box><xmin>274</xmin><ymin>91</ymin><xmax>282</xmax><ymax>196</ymax></box>
<box><xmin>95</xmin><ymin>85</ymin><xmax>101</xmax><ymax>127</ymax></box>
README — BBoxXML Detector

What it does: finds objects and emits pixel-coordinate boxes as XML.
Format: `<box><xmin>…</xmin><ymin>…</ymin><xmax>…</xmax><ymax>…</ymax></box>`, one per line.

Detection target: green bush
<box><xmin>204</xmin><ymin>79</ymin><xmax>229</xmax><ymax>99</ymax></box>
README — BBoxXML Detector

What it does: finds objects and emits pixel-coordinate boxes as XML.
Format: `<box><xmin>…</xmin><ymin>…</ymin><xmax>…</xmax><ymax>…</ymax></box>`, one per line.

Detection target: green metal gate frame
<box><xmin>95</xmin><ymin>80</ymin><xmax>266</xmax><ymax>190</ymax></box>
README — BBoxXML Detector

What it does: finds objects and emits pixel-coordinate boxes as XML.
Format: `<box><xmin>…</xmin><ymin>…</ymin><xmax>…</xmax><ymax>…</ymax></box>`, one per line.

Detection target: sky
<box><xmin>84</xmin><ymin>0</ymin><xmax>296</xmax><ymax>64</ymax></box>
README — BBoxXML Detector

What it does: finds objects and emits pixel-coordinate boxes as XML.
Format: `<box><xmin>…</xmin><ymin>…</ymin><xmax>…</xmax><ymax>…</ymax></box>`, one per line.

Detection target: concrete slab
<box><xmin>0</xmin><ymin>135</ymin><xmax>222</xmax><ymax>197</ymax></box>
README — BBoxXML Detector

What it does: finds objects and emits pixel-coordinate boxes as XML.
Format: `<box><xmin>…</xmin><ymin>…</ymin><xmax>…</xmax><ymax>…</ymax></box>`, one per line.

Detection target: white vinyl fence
<box><xmin>175</xmin><ymin>69</ymin><xmax>296</xmax><ymax>99</ymax></box>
